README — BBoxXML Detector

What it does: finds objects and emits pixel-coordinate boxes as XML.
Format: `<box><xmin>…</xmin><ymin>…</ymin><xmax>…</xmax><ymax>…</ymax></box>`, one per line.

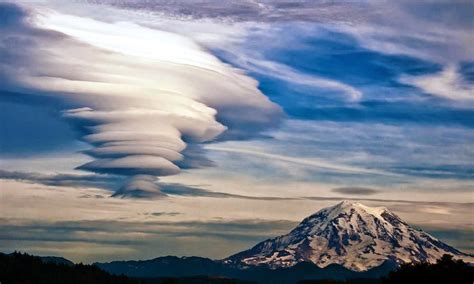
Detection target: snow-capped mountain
<box><xmin>225</xmin><ymin>201</ymin><xmax>472</xmax><ymax>271</ymax></box>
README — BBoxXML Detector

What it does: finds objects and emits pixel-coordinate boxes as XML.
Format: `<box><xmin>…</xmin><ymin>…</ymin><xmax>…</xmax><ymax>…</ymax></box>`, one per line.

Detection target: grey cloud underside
<box><xmin>1</xmin><ymin>170</ymin><xmax>473</xmax><ymax>215</ymax></box>
<box><xmin>332</xmin><ymin>187</ymin><xmax>380</xmax><ymax>196</ymax></box>
<box><xmin>79</xmin><ymin>0</ymin><xmax>373</xmax><ymax>23</ymax></box>
<box><xmin>0</xmin><ymin>169</ymin><xmax>293</xmax><ymax>199</ymax></box>
<box><xmin>156</xmin><ymin>183</ymin><xmax>299</xmax><ymax>200</ymax></box>
<box><xmin>148</xmin><ymin>212</ymin><xmax>181</xmax><ymax>217</ymax></box>
<box><xmin>77</xmin><ymin>0</ymin><xmax>474</xmax><ymax>35</ymax></box>
<box><xmin>1</xmin><ymin>217</ymin><xmax>472</xmax><ymax>262</ymax></box>
<box><xmin>2</xmin><ymin>217</ymin><xmax>466</xmax><ymax>247</ymax></box>
<box><xmin>0</xmin><ymin>218</ymin><xmax>297</xmax><ymax>252</ymax></box>
<box><xmin>0</xmin><ymin>168</ymin><xmax>290</xmax><ymax>199</ymax></box>
<box><xmin>0</xmin><ymin>169</ymin><xmax>375</xmax><ymax>201</ymax></box>
<box><xmin>0</xmin><ymin>3</ymin><xmax>282</xmax><ymax>196</ymax></box>
<box><xmin>0</xmin><ymin>170</ymin><xmax>120</xmax><ymax>190</ymax></box>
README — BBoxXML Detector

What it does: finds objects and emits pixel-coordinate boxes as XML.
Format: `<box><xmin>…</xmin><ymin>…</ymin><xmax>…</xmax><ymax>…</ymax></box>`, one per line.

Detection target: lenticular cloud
<box><xmin>0</xmin><ymin>3</ymin><xmax>282</xmax><ymax>197</ymax></box>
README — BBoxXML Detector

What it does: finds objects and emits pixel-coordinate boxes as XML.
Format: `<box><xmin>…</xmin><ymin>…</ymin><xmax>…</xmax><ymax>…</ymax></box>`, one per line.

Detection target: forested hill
<box><xmin>0</xmin><ymin>252</ymin><xmax>137</xmax><ymax>284</ymax></box>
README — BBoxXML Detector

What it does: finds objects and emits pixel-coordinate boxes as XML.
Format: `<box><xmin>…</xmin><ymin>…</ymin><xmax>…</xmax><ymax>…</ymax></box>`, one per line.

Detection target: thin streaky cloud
<box><xmin>206</xmin><ymin>145</ymin><xmax>399</xmax><ymax>176</ymax></box>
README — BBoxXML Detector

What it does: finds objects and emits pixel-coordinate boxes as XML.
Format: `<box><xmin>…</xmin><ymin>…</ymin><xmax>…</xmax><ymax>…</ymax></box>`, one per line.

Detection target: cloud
<box><xmin>332</xmin><ymin>187</ymin><xmax>380</xmax><ymax>196</ymax></box>
<box><xmin>2</xmin><ymin>175</ymin><xmax>473</xmax><ymax>261</ymax></box>
<box><xmin>259</xmin><ymin>120</ymin><xmax>474</xmax><ymax>183</ymax></box>
<box><xmin>66</xmin><ymin>0</ymin><xmax>373</xmax><ymax>23</ymax></box>
<box><xmin>148</xmin><ymin>212</ymin><xmax>181</xmax><ymax>217</ymax></box>
<box><xmin>0</xmin><ymin>3</ymin><xmax>282</xmax><ymax>196</ymax></box>
<box><xmin>112</xmin><ymin>175</ymin><xmax>165</xmax><ymax>198</ymax></box>
<box><xmin>2</xmin><ymin>210</ymin><xmax>473</xmax><ymax>263</ymax></box>
<box><xmin>0</xmin><ymin>169</ymin><xmax>296</xmax><ymax>199</ymax></box>
<box><xmin>223</xmin><ymin>53</ymin><xmax>363</xmax><ymax>101</ymax></box>
<box><xmin>206</xmin><ymin>145</ymin><xmax>396</xmax><ymax>176</ymax></box>
<box><xmin>67</xmin><ymin>0</ymin><xmax>473</xmax><ymax>64</ymax></box>
<box><xmin>2</xmin><ymin>168</ymin><xmax>470</xmax><ymax>205</ymax></box>
<box><xmin>401</xmin><ymin>65</ymin><xmax>474</xmax><ymax>102</ymax></box>
<box><xmin>158</xmin><ymin>182</ymin><xmax>298</xmax><ymax>201</ymax></box>
<box><xmin>0</xmin><ymin>169</ymin><xmax>118</xmax><ymax>189</ymax></box>
<box><xmin>0</xmin><ymin>218</ymin><xmax>297</xmax><ymax>262</ymax></box>
<box><xmin>422</xmin><ymin>227</ymin><xmax>474</xmax><ymax>254</ymax></box>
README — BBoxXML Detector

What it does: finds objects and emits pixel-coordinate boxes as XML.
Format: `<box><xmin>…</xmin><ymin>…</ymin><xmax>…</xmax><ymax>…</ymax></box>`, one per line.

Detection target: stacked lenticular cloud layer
<box><xmin>0</xmin><ymin>3</ymin><xmax>282</xmax><ymax>196</ymax></box>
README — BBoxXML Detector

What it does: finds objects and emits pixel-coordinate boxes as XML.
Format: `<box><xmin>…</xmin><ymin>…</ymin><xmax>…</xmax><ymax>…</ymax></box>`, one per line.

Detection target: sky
<box><xmin>0</xmin><ymin>0</ymin><xmax>473</xmax><ymax>263</ymax></box>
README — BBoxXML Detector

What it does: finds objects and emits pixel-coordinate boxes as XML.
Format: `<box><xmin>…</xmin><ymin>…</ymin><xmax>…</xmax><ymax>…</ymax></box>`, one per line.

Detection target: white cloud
<box><xmin>206</xmin><ymin>145</ymin><xmax>394</xmax><ymax>176</ymax></box>
<box><xmin>228</xmin><ymin>55</ymin><xmax>363</xmax><ymax>101</ymax></box>
<box><xmin>0</xmin><ymin>4</ymin><xmax>282</xmax><ymax>195</ymax></box>
<box><xmin>401</xmin><ymin>65</ymin><xmax>474</xmax><ymax>101</ymax></box>
<box><xmin>39</xmin><ymin>3</ymin><xmax>363</xmax><ymax>102</ymax></box>
<box><xmin>114</xmin><ymin>175</ymin><xmax>165</xmax><ymax>197</ymax></box>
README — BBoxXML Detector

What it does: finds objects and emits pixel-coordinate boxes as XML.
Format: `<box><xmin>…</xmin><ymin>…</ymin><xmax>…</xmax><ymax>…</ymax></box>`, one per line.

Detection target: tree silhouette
<box><xmin>383</xmin><ymin>254</ymin><xmax>474</xmax><ymax>284</ymax></box>
<box><xmin>0</xmin><ymin>252</ymin><xmax>140</xmax><ymax>284</ymax></box>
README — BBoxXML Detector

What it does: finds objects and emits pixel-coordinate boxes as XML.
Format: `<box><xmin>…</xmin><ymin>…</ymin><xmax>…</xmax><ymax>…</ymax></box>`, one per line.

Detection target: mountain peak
<box><xmin>225</xmin><ymin>201</ymin><xmax>472</xmax><ymax>271</ymax></box>
<box><xmin>331</xmin><ymin>200</ymin><xmax>386</xmax><ymax>215</ymax></box>
<box><xmin>326</xmin><ymin>201</ymin><xmax>390</xmax><ymax>222</ymax></box>
<box><xmin>334</xmin><ymin>200</ymin><xmax>387</xmax><ymax>214</ymax></box>
<box><xmin>338</xmin><ymin>200</ymin><xmax>360</xmax><ymax>206</ymax></box>
<box><xmin>295</xmin><ymin>201</ymin><xmax>395</xmax><ymax>238</ymax></box>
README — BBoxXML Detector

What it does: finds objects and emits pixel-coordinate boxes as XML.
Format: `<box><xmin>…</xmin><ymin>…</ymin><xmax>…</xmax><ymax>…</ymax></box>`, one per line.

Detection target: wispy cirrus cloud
<box><xmin>219</xmin><ymin>52</ymin><xmax>363</xmax><ymax>102</ymax></box>
<box><xmin>401</xmin><ymin>65</ymin><xmax>474</xmax><ymax>102</ymax></box>
<box><xmin>206</xmin><ymin>145</ymin><xmax>395</xmax><ymax>176</ymax></box>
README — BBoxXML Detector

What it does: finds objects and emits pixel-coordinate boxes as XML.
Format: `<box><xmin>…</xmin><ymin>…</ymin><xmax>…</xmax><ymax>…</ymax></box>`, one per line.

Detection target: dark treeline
<box><xmin>0</xmin><ymin>252</ymin><xmax>138</xmax><ymax>284</ymax></box>
<box><xmin>298</xmin><ymin>254</ymin><xmax>474</xmax><ymax>284</ymax></box>
<box><xmin>0</xmin><ymin>252</ymin><xmax>472</xmax><ymax>284</ymax></box>
<box><xmin>383</xmin><ymin>254</ymin><xmax>473</xmax><ymax>284</ymax></box>
<box><xmin>0</xmin><ymin>252</ymin><xmax>246</xmax><ymax>284</ymax></box>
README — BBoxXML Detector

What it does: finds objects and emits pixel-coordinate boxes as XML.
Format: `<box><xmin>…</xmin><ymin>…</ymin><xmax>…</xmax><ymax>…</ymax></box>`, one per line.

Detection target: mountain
<box><xmin>225</xmin><ymin>201</ymin><xmax>472</xmax><ymax>271</ymax></box>
<box><xmin>94</xmin><ymin>201</ymin><xmax>472</xmax><ymax>282</ymax></box>
<box><xmin>95</xmin><ymin>256</ymin><xmax>227</xmax><ymax>278</ymax></box>
<box><xmin>94</xmin><ymin>255</ymin><xmax>394</xmax><ymax>282</ymax></box>
<box><xmin>40</xmin><ymin>256</ymin><xmax>74</xmax><ymax>266</ymax></box>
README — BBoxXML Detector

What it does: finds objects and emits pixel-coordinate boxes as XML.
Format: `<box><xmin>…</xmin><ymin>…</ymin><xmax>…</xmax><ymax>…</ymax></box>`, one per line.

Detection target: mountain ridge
<box><xmin>94</xmin><ymin>255</ymin><xmax>396</xmax><ymax>282</ymax></box>
<box><xmin>225</xmin><ymin>201</ymin><xmax>472</xmax><ymax>271</ymax></box>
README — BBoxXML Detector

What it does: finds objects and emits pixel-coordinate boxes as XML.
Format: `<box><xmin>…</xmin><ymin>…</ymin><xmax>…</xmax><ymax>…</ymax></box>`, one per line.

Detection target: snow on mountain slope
<box><xmin>225</xmin><ymin>201</ymin><xmax>473</xmax><ymax>271</ymax></box>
